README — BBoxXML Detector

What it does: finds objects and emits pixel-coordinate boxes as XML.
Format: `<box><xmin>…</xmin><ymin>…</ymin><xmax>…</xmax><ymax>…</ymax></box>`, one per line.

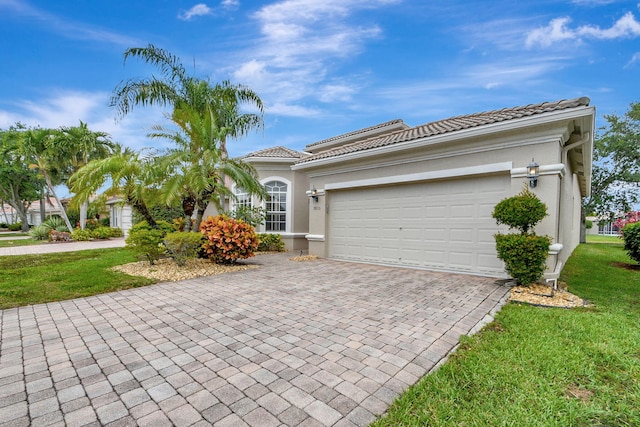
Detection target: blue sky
<box><xmin>1</xmin><ymin>0</ymin><xmax>639</xmax><ymax>161</ymax></box>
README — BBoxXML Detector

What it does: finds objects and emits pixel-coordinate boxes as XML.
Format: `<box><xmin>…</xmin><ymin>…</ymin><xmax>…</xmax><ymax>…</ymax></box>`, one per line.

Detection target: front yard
<box><xmin>373</xmin><ymin>242</ymin><xmax>640</xmax><ymax>426</ymax></box>
<box><xmin>0</xmin><ymin>242</ymin><xmax>638</xmax><ymax>425</ymax></box>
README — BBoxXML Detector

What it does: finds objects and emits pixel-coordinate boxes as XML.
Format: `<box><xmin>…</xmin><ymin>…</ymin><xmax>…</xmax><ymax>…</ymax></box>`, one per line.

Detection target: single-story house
<box><xmin>233</xmin><ymin>97</ymin><xmax>594</xmax><ymax>280</ymax></box>
<box><xmin>0</xmin><ymin>197</ymin><xmax>64</xmax><ymax>226</ymax></box>
<box><xmin>106</xmin><ymin>198</ymin><xmax>133</xmax><ymax>236</ymax></box>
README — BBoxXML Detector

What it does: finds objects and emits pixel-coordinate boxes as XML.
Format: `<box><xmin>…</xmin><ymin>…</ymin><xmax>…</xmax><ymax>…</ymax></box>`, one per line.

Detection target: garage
<box><xmin>327</xmin><ymin>174</ymin><xmax>510</xmax><ymax>276</ymax></box>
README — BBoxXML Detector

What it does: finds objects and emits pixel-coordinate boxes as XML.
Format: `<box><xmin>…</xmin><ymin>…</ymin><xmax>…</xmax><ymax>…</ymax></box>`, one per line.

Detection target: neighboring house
<box><xmin>0</xmin><ymin>197</ymin><xmax>63</xmax><ymax>226</ymax></box>
<box><xmin>241</xmin><ymin>97</ymin><xmax>594</xmax><ymax>280</ymax></box>
<box><xmin>106</xmin><ymin>198</ymin><xmax>133</xmax><ymax>237</ymax></box>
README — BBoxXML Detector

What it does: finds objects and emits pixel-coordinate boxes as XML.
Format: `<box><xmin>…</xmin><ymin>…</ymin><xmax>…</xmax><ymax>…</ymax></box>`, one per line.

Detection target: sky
<box><xmin>1</xmin><ymin>0</ymin><xmax>640</xmax><ymax>165</ymax></box>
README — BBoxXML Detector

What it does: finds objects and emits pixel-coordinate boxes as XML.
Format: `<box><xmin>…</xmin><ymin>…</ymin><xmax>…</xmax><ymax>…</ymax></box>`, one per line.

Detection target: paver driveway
<box><xmin>0</xmin><ymin>253</ymin><xmax>509</xmax><ymax>426</ymax></box>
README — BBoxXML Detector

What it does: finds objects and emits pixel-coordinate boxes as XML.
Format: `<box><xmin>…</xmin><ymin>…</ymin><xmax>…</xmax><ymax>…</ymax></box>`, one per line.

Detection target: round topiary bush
<box><xmin>493</xmin><ymin>187</ymin><xmax>552</xmax><ymax>286</ymax></box>
<box><xmin>495</xmin><ymin>233</ymin><xmax>552</xmax><ymax>285</ymax></box>
<box><xmin>199</xmin><ymin>215</ymin><xmax>259</xmax><ymax>264</ymax></box>
<box><xmin>492</xmin><ymin>187</ymin><xmax>547</xmax><ymax>233</ymax></box>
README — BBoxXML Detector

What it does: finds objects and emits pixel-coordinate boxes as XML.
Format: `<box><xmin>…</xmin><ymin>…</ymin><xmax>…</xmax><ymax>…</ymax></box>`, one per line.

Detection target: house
<box><xmin>106</xmin><ymin>198</ymin><xmax>133</xmax><ymax>237</ymax></box>
<box><xmin>0</xmin><ymin>196</ymin><xmax>63</xmax><ymax>226</ymax></box>
<box><xmin>235</xmin><ymin>97</ymin><xmax>594</xmax><ymax>279</ymax></box>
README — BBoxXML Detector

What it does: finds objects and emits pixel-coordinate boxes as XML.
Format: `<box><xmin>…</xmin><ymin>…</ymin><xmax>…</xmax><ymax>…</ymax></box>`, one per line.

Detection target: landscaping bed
<box><xmin>112</xmin><ymin>257</ymin><xmax>257</xmax><ymax>281</ymax></box>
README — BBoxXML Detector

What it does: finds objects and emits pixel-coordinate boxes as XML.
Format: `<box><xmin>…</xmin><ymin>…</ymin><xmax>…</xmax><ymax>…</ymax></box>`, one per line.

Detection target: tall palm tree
<box><xmin>111</xmin><ymin>44</ymin><xmax>265</xmax><ymax>228</ymax></box>
<box><xmin>58</xmin><ymin>121</ymin><xmax>115</xmax><ymax>229</ymax></box>
<box><xmin>68</xmin><ymin>145</ymin><xmax>159</xmax><ymax>227</ymax></box>
<box><xmin>149</xmin><ymin>103</ymin><xmax>266</xmax><ymax>231</ymax></box>
<box><xmin>18</xmin><ymin>127</ymin><xmax>74</xmax><ymax>231</ymax></box>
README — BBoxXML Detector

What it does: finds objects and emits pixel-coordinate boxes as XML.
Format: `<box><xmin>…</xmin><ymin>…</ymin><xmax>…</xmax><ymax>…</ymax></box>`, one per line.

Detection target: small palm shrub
<box><xmin>493</xmin><ymin>187</ymin><xmax>551</xmax><ymax>286</ymax></box>
<box><xmin>125</xmin><ymin>220</ymin><xmax>174</xmax><ymax>265</ymax></box>
<box><xmin>622</xmin><ymin>222</ymin><xmax>640</xmax><ymax>264</ymax></box>
<box><xmin>29</xmin><ymin>225</ymin><xmax>51</xmax><ymax>241</ymax></box>
<box><xmin>164</xmin><ymin>232</ymin><xmax>206</xmax><ymax>266</ymax></box>
<box><xmin>200</xmin><ymin>215</ymin><xmax>259</xmax><ymax>264</ymax></box>
<box><xmin>71</xmin><ymin>228</ymin><xmax>93</xmax><ymax>241</ymax></box>
<box><xmin>257</xmin><ymin>233</ymin><xmax>285</xmax><ymax>252</ymax></box>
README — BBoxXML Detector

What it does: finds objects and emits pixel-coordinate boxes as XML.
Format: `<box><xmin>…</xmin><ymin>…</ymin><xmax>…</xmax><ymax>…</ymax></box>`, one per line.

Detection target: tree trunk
<box><xmin>79</xmin><ymin>200</ymin><xmax>88</xmax><ymax>230</ymax></box>
<box><xmin>43</xmin><ymin>172</ymin><xmax>73</xmax><ymax>232</ymax></box>
<box><xmin>580</xmin><ymin>206</ymin><xmax>587</xmax><ymax>244</ymax></box>
<box><xmin>128</xmin><ymin>196</ymin><xmax>156</xmax><ymax>228</ymax></box>
<box><xmin>0</xmin><ymin>200</ymin><xmax>10</xmax><ymax>225</ymax></box>
<box><xmin>182</xmin><ymin>195</ymin><xmax>196</xmax><ymax>232</ymax></box>
<box><xmin>40</xmin><ymin>190</ymin><xmax>46</xmax><ymax>223</ymax></box>
<box><xmin>5</xmin><ymin>188</ymin><xmax>31</xmax><ymax>232</ymax></box>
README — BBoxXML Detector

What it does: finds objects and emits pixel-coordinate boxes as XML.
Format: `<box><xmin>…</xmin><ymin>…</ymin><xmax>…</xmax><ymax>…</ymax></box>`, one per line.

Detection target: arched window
<box><xmin>265</xmin><ymin>180</ymin><xmax>287</xmax><ymax>232</ymax></box>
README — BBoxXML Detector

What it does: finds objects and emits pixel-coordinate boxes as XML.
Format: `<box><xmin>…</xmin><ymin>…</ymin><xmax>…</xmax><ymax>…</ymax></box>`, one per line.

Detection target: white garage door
<box><xmin>328</xmin><ymin>174</ymin><xmax>510</xmax><ymax>276</ymax></box>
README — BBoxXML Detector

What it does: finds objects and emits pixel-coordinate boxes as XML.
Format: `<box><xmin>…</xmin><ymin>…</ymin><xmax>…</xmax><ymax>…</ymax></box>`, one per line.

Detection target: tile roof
<box><xmin>243</xmin><ymin>146</ymin><xmax>308</xmax><ymax>160</ymax></box>
<box><xmin>304</xmin><ymin>119</ymin><xmax>407</xmax><ymax>150</ymax></box>
<box><xmin>296</xmin><ymin>97</ymin><xmax>591</xmax><ymax>165</ymax></box>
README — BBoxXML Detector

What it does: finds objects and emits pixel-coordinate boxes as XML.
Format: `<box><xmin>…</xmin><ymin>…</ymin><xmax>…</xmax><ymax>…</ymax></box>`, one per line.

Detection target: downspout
<box><xmin>548</xmin><ymin>132</ymin><xmax>591</xmax><ymax>287</ymax></box>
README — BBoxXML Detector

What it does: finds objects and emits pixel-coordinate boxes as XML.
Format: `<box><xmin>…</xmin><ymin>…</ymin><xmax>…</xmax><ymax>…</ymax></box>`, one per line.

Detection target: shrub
<box><xmin>495</xmin><ymin>234</ymin><xmax>551</xmax><ymax>285</ymax></box>
<box><xmin>493</xmin><ymin>187</ymin><xmax>551</xmax><ymax>286</ymax></box>
<box><xmin>492</xmin><ymin>187</ymin><xmax>547</xmax><ymax>233</ymax></box>
<box><xmin>257</xmin><ymin>233</ymin><xmax>285</xmax><ymax>252</ymax></box>
<box><xmin>50</xmin><ymin>230</ymin><xmax>71</xmax><ymax>242</ymax></box>
<box><xmin>8</xmin><ymin>223</ymin><xmax>22</xmax><ymax>231</ymax></box>
<box><xmin>125</xmin><ymin>229</ymin><xmax>167</xmax><ymax>265</ymax></box>
<box><xmin>29</xmin><ymin>225</ymin><xmax>50</xmax><ymax>241</ymax></box>
<box><xmin>130</xmin><ymin>220</ymin><xmax>174</xmax><ymax>234</ymax></box>
<box><xmin>109</xmin><ymin>227</ymin><xmax>123</xmax><ymax>238</ymax></box>
<box><xmin>164</xmin><ymin>232</ymin><xmax>205</xmax><ymax>266</ymax></box>
<box><xmin>91</xmin><ymin>226</ymin><xmax>112</xmax><ymax>240</ymax></box>
<box><xmin>200</xmin><ymin>215</ymin><xmax>259</xmax><ymax>264</ymax></box>
<box><xmin>622</xmin><ymin>222</ymin><xmax>640</xmax><ymax>264</ymax></box>
<box><xmin>585</xmin><ymin>219</ymin><xmax>593</xmax><ymax>229</ymax></box>
<box><xmin>71</xmin><ymin>228</ymin><xmax>93</xmax><ymax>241</ymax></box>
<box><xmin>100</xmin><ymin>217</ymin><xmax>110</xmax><ymax>227</ymax></box>
<box><xmin>84</xmin><ymin>218</ymin><xmax>99</xmax><ymax>231</ymax></box>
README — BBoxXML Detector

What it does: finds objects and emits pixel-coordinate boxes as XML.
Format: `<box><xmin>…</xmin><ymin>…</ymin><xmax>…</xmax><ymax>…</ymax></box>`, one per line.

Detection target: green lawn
<box><xmin>0</xmin><ymin>238</ymin><xmax>46</xmax><ymax>248</ymax></box>
<box><xmin>0</xmin><ymin>248</ymin><xmax>156</xmax><ymax>309</ymax></box>
<box><xmin>586</xmin><ymin>233</ymin><xmax>623</xmax><ymax>244</ymax></box>
<box><xmin>373</xmin><ymin>243</ymin><xmax>640</xmax><ymax>426</ymax></box>
<box><xmin>0</xmin><ymin>232</ymin><xmax>29</xmax><ymax>237</ymax></box>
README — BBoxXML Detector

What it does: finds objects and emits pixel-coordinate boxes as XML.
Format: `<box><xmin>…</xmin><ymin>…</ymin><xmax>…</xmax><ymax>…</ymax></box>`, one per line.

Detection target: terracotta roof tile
<box><xmin>295</xmin><ymin>97</ymin><xmax>591</xmax><ymax>165</ymax></box>
<box><xmin>305</xmin><ymin>119</ymin><xmax>407</xmax><ymax>149</ymax></box>
<box><xmin>243</xmin><ymin>146</ymin><xmax>308</xmax><ymax>160</ymax></box>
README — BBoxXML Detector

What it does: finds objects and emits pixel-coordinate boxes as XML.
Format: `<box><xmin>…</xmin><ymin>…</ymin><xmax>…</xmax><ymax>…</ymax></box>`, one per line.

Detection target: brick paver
<box><xmin>0</xmin><ymin>252</ymin><xmax>508</xmax><ymax>426</ymax></box>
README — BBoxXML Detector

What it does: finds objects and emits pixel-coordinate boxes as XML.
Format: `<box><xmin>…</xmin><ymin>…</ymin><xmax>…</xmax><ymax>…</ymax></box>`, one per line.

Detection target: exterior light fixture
<box><xmin>307</xmin><ymin>185</ymin><xmax>319</xmax><ymax>202</ymax></box>
<box><xmin>527</xmin><ymin>158</ymin><xmax>540</xmax><ymax>188</ymax></box>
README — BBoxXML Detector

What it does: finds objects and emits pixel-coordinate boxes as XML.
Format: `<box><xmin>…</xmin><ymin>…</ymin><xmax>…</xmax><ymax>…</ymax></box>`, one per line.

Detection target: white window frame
<box><xmin>259</xmin><ymin>176</ymin><xmax>292</xmax><ymax>234</ymax></box>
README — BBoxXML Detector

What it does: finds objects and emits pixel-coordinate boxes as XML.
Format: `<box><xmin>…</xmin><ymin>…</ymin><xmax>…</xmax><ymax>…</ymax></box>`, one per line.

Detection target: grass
<box><xmin>0</xmin><ymin>238</ymin><xmax>46</xmax><ymax>248</ymax></box>
<box><xmin>586</xmin><ymin>233</ymin><xmax>623</xmax><ymax>244</ymax></box>
<box><xmin>0</xmin><ymin>248</ymin><xmax>156</xmax><ymax>309</ymax></box>
<box><xmin>0</xmin><ymin>232</ymin><xmax>29</xmax><ymax>237</ymax></box>
<box><xmin>373</xmin><ymin>242</ymin><xmax>640</xmax><ymax>426</ymax></box>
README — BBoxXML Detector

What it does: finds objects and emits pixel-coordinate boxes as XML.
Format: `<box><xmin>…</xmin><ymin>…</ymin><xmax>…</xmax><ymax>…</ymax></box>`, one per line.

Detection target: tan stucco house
<box><xmin>235</xmin><ymin>97</ymin><xmax>594</xmax><ymax>280</ymax></box>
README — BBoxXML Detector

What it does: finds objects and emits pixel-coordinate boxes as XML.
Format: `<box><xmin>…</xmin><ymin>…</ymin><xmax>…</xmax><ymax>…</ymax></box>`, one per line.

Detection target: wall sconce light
<box><xmin>307</xmin><ymin>185</ymin><xmax>319</xmax><ymax>202</ymax></box>
<box><xmin>527</xmin><ymin>158</ymin><xmax>539</xmax><ymax>188</ymax></box>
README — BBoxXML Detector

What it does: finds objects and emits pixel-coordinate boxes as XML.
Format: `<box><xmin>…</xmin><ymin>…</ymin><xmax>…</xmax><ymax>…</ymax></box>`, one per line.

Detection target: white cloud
<box><xmin>221</xmin><ymin>0</ymin><xmax>239</xmax><ymax>10</ymax></box>
<box><xmin>226</xmin><ymin>0</ymin><xmax>398</xmax><ymax>118</ymax></box>
<box><xmin>0</xmin><ymin>0</ymin><xmax>141</xmax><ymax>46</ymax></box>
<box><xmin>526</xmin><ymin>12</ymin><xmax>640</xmax><ymax>48</ymax></box>
<box><xmin>626</xmin><ymin>52</ymin><xmax>640</xmax><ymax>67</ymax></box>
<box><xmin>178</xmin><ymin>4</ymin><xmax>214</xmax><ymax>20</ymax></box>
<box><xmin>266</xmin><ymin>102</ymin><xmax>322</xmax><ymax>117</ymax></box>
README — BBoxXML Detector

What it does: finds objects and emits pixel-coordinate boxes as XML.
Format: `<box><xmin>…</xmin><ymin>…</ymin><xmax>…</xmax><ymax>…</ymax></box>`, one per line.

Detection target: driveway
<box><xmin>0</xmin><ymin>253</ymin><xmax>509</xmax><ymax>426</ymax></box>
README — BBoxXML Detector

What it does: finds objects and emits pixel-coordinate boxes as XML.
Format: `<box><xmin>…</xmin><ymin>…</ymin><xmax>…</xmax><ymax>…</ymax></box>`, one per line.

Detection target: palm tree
<box><xmin>111</xmin><ymin>44</ymin><xmax>265</xmax><ymax>229</ymax></box>
<box><xmin>68</xmin><ymin>145</ymin><xmax>158</xmax><ymax>227</ymax></box>
<box><xmin>18</xmin><ymin>127</ymin><xmax>74</xmax><ymax>231</ymax></box>
<box><xmin>58</xmin><ymin>121</ymin><xmax>115</xmax><ymax>229</ymax></box>
<box><xmin>149</xmin><ymin>103</ymin><xmax>266</xmax><ymax>231</ymax></box>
